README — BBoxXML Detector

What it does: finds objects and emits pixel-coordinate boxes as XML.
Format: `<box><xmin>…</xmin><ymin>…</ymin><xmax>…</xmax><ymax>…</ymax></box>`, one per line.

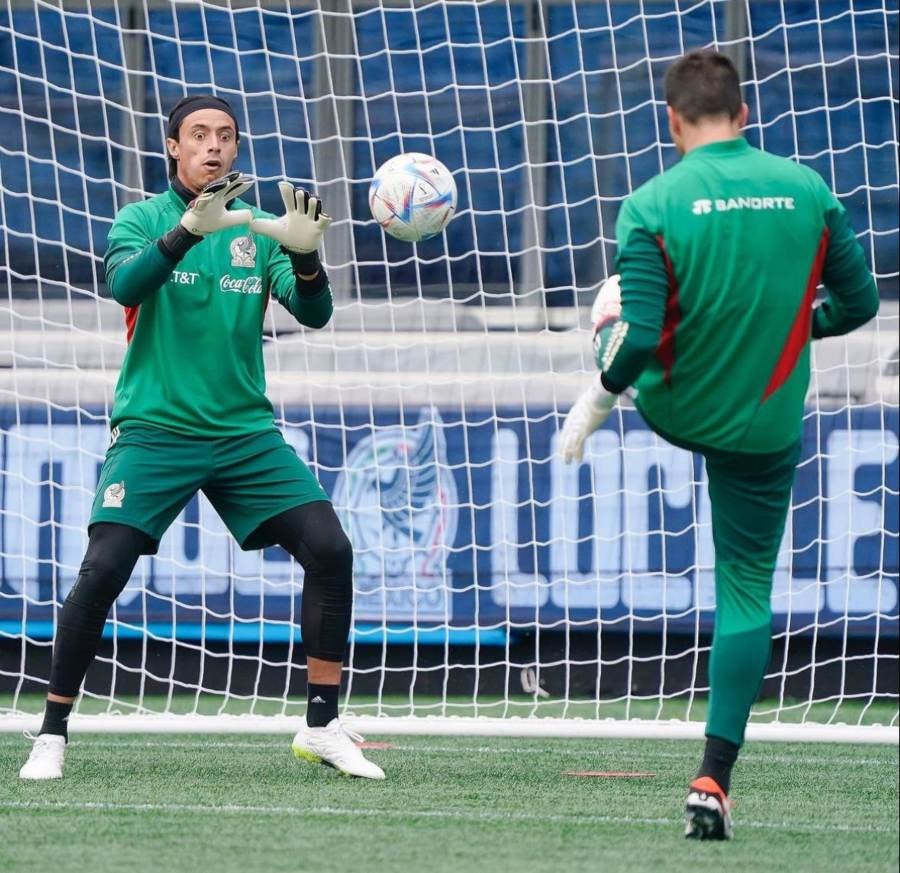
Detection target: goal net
<box><xmin>0</xmin><ymin>0</ymin><xmax>897</xmax><ymax>741</ymax></box>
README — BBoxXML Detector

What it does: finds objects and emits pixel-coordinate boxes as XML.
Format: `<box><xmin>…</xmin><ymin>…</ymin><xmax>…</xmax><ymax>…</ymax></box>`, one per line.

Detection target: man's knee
<box><xmin>715</xmin><ymin>560</ymin><xmax>773</xmax><ymax>635</ymax></box>
<box><xmin>288</xmin><ymin>509</ymin><xmax>353</xmax><ymax>578</ymax></box>
<box><xmin>66</xmin><ymin>523</ymin><xmax>149</xmax><ymax>611</ymax></box>
<box><xmin>308</xmin><ymin>527</ymin><xmax>353</xmax><ymax>577</ymax></box>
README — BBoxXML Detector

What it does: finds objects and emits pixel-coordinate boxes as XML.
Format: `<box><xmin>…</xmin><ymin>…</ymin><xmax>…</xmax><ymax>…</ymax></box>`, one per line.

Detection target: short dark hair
<box><xmin>664</xmin><ymin>50</ymin><xmax>742</xmax><ymax>123</ymax></box>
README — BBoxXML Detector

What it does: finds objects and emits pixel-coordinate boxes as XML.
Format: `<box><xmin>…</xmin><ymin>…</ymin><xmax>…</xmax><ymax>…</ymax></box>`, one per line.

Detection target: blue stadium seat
<box><xmin>0</xmin><ymin>3</ymin><xmax>896</xmax><ymax>297</ymax></box>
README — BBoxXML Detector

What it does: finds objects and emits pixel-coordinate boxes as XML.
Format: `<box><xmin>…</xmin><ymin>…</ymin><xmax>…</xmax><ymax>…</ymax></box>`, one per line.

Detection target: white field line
<box><xmin>0</xmin><ymin>737</ymin><xmax>892</xmax><ymax>767</ymax></box>
<box><xmin>0</xmin><ymin>799</ymin><xmax>895</xmax><ymax>835</ymax></box>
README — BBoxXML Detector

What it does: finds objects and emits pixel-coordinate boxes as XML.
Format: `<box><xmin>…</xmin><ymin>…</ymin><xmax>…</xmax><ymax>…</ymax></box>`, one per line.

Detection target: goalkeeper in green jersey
<box><xmin>20</xmin><ymin>95</ymin><xmax>384</xmax><ymax>782</ymax></box>
<box><xmin>560</xmin><ymin>51</ymin><xmax>878</xmax><ymax>840</ymax></box>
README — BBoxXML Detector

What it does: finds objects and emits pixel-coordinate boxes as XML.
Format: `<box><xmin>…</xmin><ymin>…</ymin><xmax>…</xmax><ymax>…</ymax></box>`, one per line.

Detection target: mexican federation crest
<box><xmin>333</xmin><ymin>407</ymin><xmax>458</xmax><ymax>621</ymax></box>
<box><xmin>230</xmin><ymin>234</ymin><xmax>256</xmax><ymax>268</ymax></box>
<box><xmin>102</xmin><ymin>481</ymin><xmax>125</xmax><ymax>508</ymax></box>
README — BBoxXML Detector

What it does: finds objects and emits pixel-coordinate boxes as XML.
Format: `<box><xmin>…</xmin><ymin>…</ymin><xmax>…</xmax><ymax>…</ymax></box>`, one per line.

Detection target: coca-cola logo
<box><xmin>219</xmin><ymin>274</ymin><xmax>263</xmax><ymax>295</ymax></box>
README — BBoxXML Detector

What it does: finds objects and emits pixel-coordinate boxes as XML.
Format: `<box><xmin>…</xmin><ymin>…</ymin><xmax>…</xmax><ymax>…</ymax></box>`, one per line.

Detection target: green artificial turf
<box><xmin>0</xmin><ymin>733</ymin><xmax>896</xmax><ymax>873</ymax></box>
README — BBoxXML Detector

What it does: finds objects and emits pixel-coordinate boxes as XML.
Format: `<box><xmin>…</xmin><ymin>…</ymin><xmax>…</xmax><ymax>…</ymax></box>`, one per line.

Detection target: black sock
<box><xmin>306</xmin><ymin>683</ymin><xmax>339</xmax><ymax>727</ymax></box>
<box><xmin>696</xmin><ymin>735</ymin><xmax>740</xmax><ymax>794</ymax></box>
<box><xmin>40</xmin><ymin>699</ymin><xmax>74</xmax><ymax>741</ymax></box>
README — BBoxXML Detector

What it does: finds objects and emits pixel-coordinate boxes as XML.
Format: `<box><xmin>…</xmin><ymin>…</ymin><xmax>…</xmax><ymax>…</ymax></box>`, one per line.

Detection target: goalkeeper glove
<box><xmin>250</xmin><ymin>182</ymin><xmax>332</xmax><ymax>254</ymax></box>
<box><xmin>590</xmin><ymin>273</ymin><xmax>622</xmax><ymax>361</ymax></box>
<box><xmin>179</xmin><ymin>171</ymin><xmax>254</xmax><ymax>235</ymax></box>
<box><xmin>559</xmin><ymin>374</ymin><xmax>618</xmax><ymax>464</ymax></box>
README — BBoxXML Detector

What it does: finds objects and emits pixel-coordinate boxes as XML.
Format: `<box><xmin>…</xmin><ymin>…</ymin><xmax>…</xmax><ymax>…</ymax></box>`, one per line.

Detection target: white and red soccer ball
<box><xmin>369</xmin><ymin>152</ymin><xmax>457</xmax><ymax>242</ymax></box>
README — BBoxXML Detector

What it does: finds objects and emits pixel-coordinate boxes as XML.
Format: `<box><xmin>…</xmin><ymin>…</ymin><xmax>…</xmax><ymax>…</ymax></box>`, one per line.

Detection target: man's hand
<box><xmin>179</xmin><ymin>171</ymin><xmax>254</xmax><ymax>235</ymax></box>
<box><xmin>559</xmin><ymin>374</ymin><xmax>618</xmax><ymax>464</ymax></box>
<box><xmin>250</xmin><ymin>182</ymin><xmax>332</xmax><ymax>253</ymax></box>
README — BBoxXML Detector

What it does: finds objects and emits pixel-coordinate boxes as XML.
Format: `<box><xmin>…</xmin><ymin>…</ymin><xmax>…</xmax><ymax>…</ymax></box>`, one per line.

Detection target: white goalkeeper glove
<box><xmin>250</xmin><ymin>182</ymin><xmax>333</xmax><ymax>253</ymax></box>
<box><xmin>590</xmin><ymin>273</ymin><xmax>622</xmax><ymax>360</ymax></box>
<box><xmin>559</xmin><ymin>374</ymin><xmax>618</xmax><ymax>464</ymax></box>
<box><xmin>179</xmin><ymin>171</ymin><xmax>254</xmax><ymax>235</ymax></box>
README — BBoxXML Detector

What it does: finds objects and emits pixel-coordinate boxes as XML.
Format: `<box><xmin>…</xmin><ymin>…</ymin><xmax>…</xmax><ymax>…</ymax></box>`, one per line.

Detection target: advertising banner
<box><xmin>1</xmin><ymin>406</ymin><xmax>896</xmax><ymax>639</ymax></box>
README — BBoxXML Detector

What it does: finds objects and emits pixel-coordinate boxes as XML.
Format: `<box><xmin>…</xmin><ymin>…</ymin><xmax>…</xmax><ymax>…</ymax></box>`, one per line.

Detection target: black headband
<box><xmin>166</xmin><ymin>95</ymin><xmax>240</xmax><ymax>141</ymax></box>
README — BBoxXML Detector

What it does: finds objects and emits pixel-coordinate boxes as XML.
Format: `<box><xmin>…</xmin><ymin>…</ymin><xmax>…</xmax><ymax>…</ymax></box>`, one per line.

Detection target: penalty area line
<box><xmin>0</xmin><ymin>800</ymin><xmax>895</xmax><ymax>834</ymax></box>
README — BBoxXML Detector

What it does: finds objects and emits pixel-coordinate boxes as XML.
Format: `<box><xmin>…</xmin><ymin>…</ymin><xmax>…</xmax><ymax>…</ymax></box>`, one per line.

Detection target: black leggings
<box><xmin>254</xmin><ymin>501</ymin><xmax>354</xmax><ymax>663</ymax></box>
<box><xmin>48</xmin><ymin>501</ymin><xmax>353</xmax><ymax>697</ymax></box>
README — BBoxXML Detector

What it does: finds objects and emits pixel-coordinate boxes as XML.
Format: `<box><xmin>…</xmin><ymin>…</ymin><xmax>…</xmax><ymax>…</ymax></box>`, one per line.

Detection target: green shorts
<box><xmin>703</xmin><ymin>439</ymin><xmax>802</xmax><ymax>567</ymax></box>
<box><xmin>89</xmin><ymin>423</ymin><xmax>328</xmax><ymax>553</ymax></box>
<box><xmin>644</xmin><ymin>418</ymin><xmax>801</xmax><ymax>566</ymax></box>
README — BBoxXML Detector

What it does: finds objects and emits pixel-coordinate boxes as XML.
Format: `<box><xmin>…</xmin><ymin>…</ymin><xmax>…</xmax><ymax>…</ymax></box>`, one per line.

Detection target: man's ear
<box><xmin>737</xmin><ymin>102</ymin><xmax>750</xmax><ymax>129</ymax></box>
<box><xmin>165</xmin><ymin>137</ymin><xmax>179</xmax><ymax>161</ymax></box>
<box><xmin>666</xmin><ymin>105</ymin><xmax>680</xmax><ymax>138</ymax></box>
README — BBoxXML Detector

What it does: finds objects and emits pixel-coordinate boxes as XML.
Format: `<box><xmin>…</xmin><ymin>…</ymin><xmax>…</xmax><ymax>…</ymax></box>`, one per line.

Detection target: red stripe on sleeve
<box><xmin>762</xmin><ymin>228</ymin><xmax>830</xmax><ymax>401</ymax></box>
<box><xmin>124</xmin><ymin>306</ymin><xmax>139</xmax><ymax>343</ymax></box>
<box><xmin>655</xmin><ymin>235</ymin><xmax>681</xmax><ymax>386</ymax></box>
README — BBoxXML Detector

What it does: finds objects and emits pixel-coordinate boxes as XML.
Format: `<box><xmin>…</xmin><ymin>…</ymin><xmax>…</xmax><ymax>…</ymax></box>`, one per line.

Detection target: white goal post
<box><xmin>0</xmin><ymin>0</ymin><xmax>897</xmax><ymax>742</ymax></box>
<box><xmin>0</xmin><ymin>713</ymin><xmax>896</xmax><ymax>744</ymax></box>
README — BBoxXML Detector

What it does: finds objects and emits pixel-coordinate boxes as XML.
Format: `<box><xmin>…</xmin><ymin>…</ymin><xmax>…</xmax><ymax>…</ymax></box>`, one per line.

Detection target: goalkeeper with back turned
<box><xmin>19</xmin><ymin>95</ymin><xmax>385</xmax><ymax>781</ymax></box>
<box><xmin>560</xmin><ymin>51</ymin><xmax>878</xmax><ymax>840</ymax></box>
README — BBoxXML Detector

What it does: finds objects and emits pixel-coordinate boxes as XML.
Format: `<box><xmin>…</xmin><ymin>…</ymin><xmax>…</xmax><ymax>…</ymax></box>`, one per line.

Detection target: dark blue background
<box><xmin>1</xmin><ymin>2</ymin><xmax>897</xmax><ymax>298</ymax></box>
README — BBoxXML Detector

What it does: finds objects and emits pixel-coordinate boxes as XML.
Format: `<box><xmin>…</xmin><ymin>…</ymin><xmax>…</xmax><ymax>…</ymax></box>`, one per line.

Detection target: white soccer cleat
<box><xmin>19</xmin><ymin>732</ymin><xmax>66</xmax><ymax>780</ymax></box>
<box><xmin>291</xmin><ymin>719</ymin><xmax>385</xmax><ymax>780</ymax></box>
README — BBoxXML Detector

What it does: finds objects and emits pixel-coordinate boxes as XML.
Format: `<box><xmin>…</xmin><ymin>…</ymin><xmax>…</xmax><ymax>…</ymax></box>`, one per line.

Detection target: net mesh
<box><xmin>0</xmin><ymin>0</ymin><xmax>897</xmax><ymax>734</ymax></box>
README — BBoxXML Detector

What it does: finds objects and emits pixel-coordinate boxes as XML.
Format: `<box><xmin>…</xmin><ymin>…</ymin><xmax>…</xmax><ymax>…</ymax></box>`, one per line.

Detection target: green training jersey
<box><xmin>104</xmin><ymin>186</ymin><xmax>333</xmax><ymax>438</ymax></box>
<box><xmin>605</xmin><ymin>137</ymin><xmax>878</xmax><ymax>454</ymax></box>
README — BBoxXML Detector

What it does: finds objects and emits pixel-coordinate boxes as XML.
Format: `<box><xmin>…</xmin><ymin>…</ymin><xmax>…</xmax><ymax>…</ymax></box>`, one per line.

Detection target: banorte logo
<box><xmin>220</xmin><ymin>274</ymin><xmax>263</xmax><ymax>295</ymax></box>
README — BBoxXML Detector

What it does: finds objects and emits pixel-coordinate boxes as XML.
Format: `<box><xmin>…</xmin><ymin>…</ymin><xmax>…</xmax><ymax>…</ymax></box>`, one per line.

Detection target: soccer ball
<box><xmin>369</xmin><ymin>153</ymin><xmax>457</xmax><ymax>242</ymax></box>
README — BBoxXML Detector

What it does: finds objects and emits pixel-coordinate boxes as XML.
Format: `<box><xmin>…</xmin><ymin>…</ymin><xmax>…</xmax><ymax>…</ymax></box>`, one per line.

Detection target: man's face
<box><xmin>166</xmin><ymin>108</ymin><xmax>238</xmax><ymax>193</ymax></box>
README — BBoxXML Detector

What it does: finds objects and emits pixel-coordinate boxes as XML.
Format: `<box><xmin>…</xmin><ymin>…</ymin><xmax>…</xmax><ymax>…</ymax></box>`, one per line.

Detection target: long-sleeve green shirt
<box><xmin>104</xmin><ymin>185</ymin><xmax>333</xmax><ymax>437</ymax></box>
<box><xmin>602</xmin><ymin>137</ymin><xmax>879</xmax><ymax>453</ymax></box>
